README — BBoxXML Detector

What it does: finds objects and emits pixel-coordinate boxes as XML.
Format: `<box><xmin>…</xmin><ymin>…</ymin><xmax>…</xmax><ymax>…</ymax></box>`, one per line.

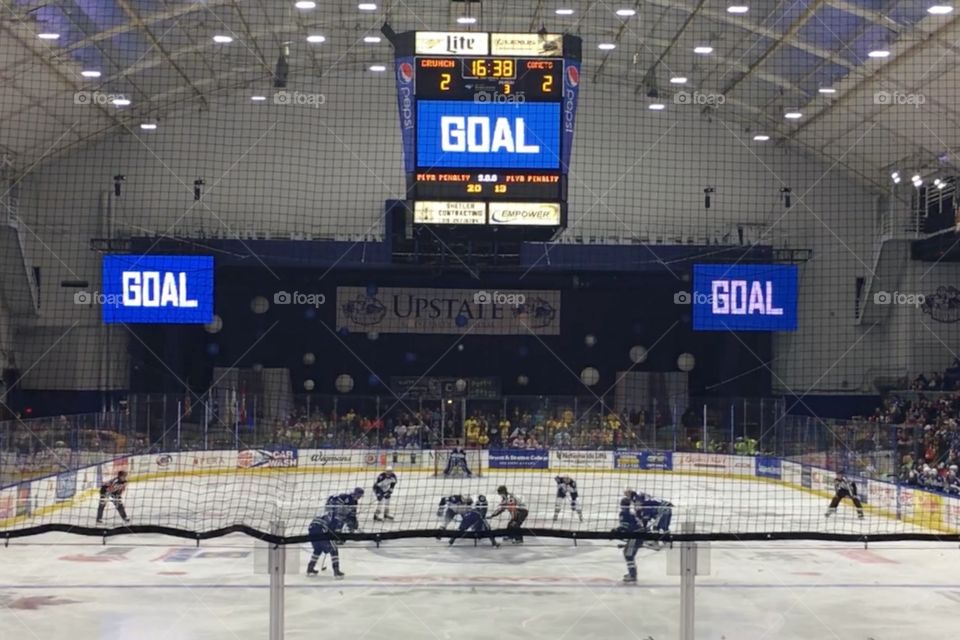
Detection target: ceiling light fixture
<box><xmin>670</xmin><ymin>76</ymin><xmax>688</xmax><ymax>84</ymax></box>
<box><xmin>38</xmin><ymin>33</ymin><xmax>60</xmax><ymax>40</ymax></box>
<box><xmin>694</xmin><ymin>46</ymin><xmax>713</xmax><ymax>54</ymax></box>
<box><xmin>358</xmin><ymin>2</ymin><xmax>377</xmax><ymax>10</ymax></box>
<box><xmin>649</xmin><ymin>103</ymin><xmax>665</xmax><ymax>110</ymax></box>
<box><xmin>555</xmin><ymin>8</ymin><xmax>574</xmax><ymax>15</ymax></box>
<box><xmin>616</xmin><ymin>9</ymin><xmax>636</xmax><ymax>17</ymax></box>
<box><xmin>295</xmin><ymin>0</ymin><xmax>316</xmax><ymax>8</ymax></box>
<box><xmin>598</xmin><ymin>43</ymin><xmax>616</xmax><ymax>50</ymax></box>
<box><xmin>212</xmin><ymin>35</ymin><xmax>233</xmax><ymax>43</ymax></box>
<box><xmin>307</xmin><ymin>35</ymin><xmax>326</xmax><ymax>43</ymax></box>
<box><xmin>251</xmin><ymin>96</ymin><xmax>267</xmax><ymax>101</ymax></box>
<box><xmin>868</xmin><ymin>49</ymin><xmax>890</xmax><ymax>58</ymax></box>
<box><xmin>927</xmin><ymin>5</ymin><xmax>953</xmax><ymax>14</ymax></box>
<box><xmin>727</xmin><ymin>5</ymin><xmax>749</xmax><ymax>13</ymax></box>
<box><xmin>457</xmin><ymin>16</ymin><xmax>477</xmax><ymax>24</ymax></box>
<box><xmin>363</xmin><ymin>36</ymin><xmax>381</xmax><ymax>43</ymax></box>
<box><xmin>753</xmin><ymin>135</ymin><xmax>770</xmax><ymax>141</ymax></box>
<box><xmin>818</xmin><ymin>87</ymin><xmax>836</xmax><ymax>94</ymax></box>
<box><xmin>140</xmin><ymin>123</ymin><xmax>157</xmax><ymax>131</ymax></box>
<box><xmin>369</xmin><ymin>64</ymin><xmax>387</xmax><ymax>72</ymax></box>
<box><xmin>81</xmin><ymin>70</ymin><xmax>101</xmax><ymax>78</ymax></box>
<box><xmin>112</xmin><ymin>97</ymin><xmax>131</xmax><ymax>107</ymax></box>
<box><xmin>784</xmin><ymin>111</ymin><xmax>802</xmax><ymax>119</ymax></box>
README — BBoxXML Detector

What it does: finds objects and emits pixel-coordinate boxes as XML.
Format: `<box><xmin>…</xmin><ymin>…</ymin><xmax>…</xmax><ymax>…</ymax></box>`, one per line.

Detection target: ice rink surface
<box><xmin>1</xmin><ymin>471</ymin><xmax>957</xmax><ymax>639</ymax></box>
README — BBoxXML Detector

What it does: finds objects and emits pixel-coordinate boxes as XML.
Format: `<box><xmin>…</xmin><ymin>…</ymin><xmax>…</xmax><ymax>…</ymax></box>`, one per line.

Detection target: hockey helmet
<box><xmin>353</xmin><ymin>487</ymin><xmax>365</xmax><ymax>497</ymax></box>
<box><xmin>496</xmin><ymin>485</ymin><xmax>508</xmax><ymax>495</ymax></box>
<box><xmin>477</xmin><ymin>494</ymin><xmax>487</xmax><ymax>503</ymax></box>
<box><xmin>118</xmin><ymin>470</ymin><xmax>128</xmax><ymax>478</ymax></box>
<box><xmin>619</xmin><ymin>497</ymin><xmax>631</xmax><ymax>508</ymax></box>
<box><xmin>385</xmin><ymin>466</ymin><xmax>393</xmax><ymax>473</ymax></box>
<box><xmin>623</xmin><ymin>488</ymin><xmax>633</xmax><ymax>496</ymax></box>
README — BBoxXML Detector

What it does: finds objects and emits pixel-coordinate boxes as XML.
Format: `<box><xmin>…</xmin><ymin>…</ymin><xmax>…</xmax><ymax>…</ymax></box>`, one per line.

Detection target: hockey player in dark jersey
<box><xmin>443</xmin><ymin>448</ymin><xmax>473</xmax><ymax>476</ymax></box>
<box><xmin>372</xmin><ymin>466</ymin><xmax>398</xmax><ymax>521</ymax></box>
<box><xmin>614</xmin><ymin>498</ymin><xmax>642</xmax><ymax>583</ymax></box>
<box><xmin>825</xmin><ymin>473</ymin><xmax>864</xmax><ymax>519</ymax></box>
<box><xmin>489</xmin><ymin>485</ymin><xmax>528</xmax><ymax>544</ymax></box>
<box><xmin>623</xmin><ymin>488</ymin><xmax>648</xmax><ymax>517</ymax></box>
<box><xmin>437</xmin><ymin>494</ymin><xmax>472</xmax><ymax>528</ymax></box>
<box><xmin>448</xmin><ymin>496</ymin><xmax>499</xmax><ymax>548</ymax></box>
<box><xmin>306</xmin><ymin>512</ymin><xmax>345</xmax><ymax>579</ymax></box>
<box><xmin>637</xmin><ymin>496</ymin><xmax>673</xmax><ymax>546</ymax></box>
<box><xmin>553</xmin><ymin>475</ymin><xmax>583</xmax><ymax>522</ymax></box>
<box><xmin>96</xmin><ymin>470</ymin><xmax>131</xmax><ymax>524</ymax></box>
<box><xmin>326</xmin><ymin>487</ymin><xmax>364</xmax><ymax>532</ymax></box>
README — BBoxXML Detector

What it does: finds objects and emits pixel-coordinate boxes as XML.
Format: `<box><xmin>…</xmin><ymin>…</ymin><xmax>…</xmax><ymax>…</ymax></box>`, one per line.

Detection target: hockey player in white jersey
<box><xmin>553</xmin><ymin>475</ymin><xmax>583</xmax><ymax>522</ymax></box>
<box><xmin>372</xmin><ymin>466</ymin><xmax>398</xmax><ymax>521</ymax></box>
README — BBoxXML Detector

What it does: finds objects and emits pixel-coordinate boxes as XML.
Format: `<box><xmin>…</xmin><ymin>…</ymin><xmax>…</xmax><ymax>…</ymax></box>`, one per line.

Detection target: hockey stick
<box><xmin>320</xmin><ymin>553</ymin><xmax>328</xmax><ymax>571</ymax></box>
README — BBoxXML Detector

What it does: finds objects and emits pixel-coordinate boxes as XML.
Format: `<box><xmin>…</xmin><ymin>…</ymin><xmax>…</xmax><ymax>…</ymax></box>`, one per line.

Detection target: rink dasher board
<box><xmin>1</xmin><ymin>449</ymin><xmax>958</xmax><ymax>536</ymax></box>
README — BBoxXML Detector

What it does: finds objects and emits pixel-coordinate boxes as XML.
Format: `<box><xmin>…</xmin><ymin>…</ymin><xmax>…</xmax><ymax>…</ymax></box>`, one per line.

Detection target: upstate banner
<box><xmin>336</xmin><ymin>287</ymin><xmax>561</xmax><ymax>335</ymax></box>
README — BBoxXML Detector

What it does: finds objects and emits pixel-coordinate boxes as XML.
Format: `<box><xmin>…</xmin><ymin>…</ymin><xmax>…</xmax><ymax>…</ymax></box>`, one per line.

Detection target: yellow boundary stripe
<box><xmin>2</xmin><ymin>465</ymin><xmax>956</xmax><ymax>534</ymax></box>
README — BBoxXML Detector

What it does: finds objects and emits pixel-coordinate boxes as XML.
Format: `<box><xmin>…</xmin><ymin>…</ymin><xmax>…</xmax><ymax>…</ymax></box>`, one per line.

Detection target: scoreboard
<box><xmin>392</xmin><ymin>31</ymin><xmax>582</xmax><ymax>234</ymax></box>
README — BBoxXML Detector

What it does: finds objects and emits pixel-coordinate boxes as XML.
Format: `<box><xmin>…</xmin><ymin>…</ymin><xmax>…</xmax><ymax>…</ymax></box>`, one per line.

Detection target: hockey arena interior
<box><xmin>1</xmin><ymin>0</ymin><xmax>960</xmax><ymax>638</ymax></box>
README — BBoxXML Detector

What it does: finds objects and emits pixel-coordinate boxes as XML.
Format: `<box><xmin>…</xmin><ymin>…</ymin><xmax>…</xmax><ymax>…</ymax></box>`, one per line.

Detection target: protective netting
<box><xmin>1</xmin><ymin>1</ymin><xmax>959</xmax><ymax>546</ymax></box>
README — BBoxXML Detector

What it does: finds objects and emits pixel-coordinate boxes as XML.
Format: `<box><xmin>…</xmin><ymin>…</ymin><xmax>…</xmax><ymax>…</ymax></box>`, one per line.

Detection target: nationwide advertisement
<box><xmin>553</xmin><ymin>450</ymin><xmax>611</xmax><ymax>469</ymax></box>
<box><xmin>489</xmin><ymin>449</ymin><xmax>548</xmax><ymax>469</ymax></box>
<box><xmin>237</xmin><ymin>449</ymin><xmax>299</xmax><ymax>469</ymax></box>
<box><xmin>755</xmin><ymin>456</ymin><xmax>782</xmax><ymax>480</ymax></box>
<box><xmin>56</xmin><ymin>471</ymin><xmax>78</xmax><ymax>501</ymax></box>
<box><xmin>337</xmin><ymin>286</ymin><xmax>561</xmax><ymax>336</ymax></box>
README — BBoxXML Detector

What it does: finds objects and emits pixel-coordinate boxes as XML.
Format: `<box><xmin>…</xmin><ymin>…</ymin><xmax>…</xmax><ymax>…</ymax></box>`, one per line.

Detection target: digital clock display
<box><xmin>415</xmin><ymin>57</ymin><xmax>561</xmax><ymax>102</ymax></box>
<box><xmin>463</xmin><ymin>58</ymin><xmax>516</xmax><ymax>79</ymax></box>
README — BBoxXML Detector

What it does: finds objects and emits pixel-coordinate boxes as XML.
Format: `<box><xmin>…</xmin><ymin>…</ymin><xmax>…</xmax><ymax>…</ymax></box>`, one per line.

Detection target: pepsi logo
<box><xmin>398</xmin><ymin>62</ymin><xmax>414</xmax><ymax>84</ymax></box>
<box><xmin>565</xmin><ymin>65</ymin><xmax>580</xmax><ymax>87</ymax></box>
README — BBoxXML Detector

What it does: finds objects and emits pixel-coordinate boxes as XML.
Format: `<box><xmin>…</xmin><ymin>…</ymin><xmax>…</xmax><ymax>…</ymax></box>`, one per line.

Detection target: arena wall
<box><xmin>12</xmin><ymin>75</ymin><xmax>893</xmax><ymax>392</ymax></box>
<box><xmin>2</xmin><ymin>449</ymin><xmax>957</xmax><ymax>536</ymax></box>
